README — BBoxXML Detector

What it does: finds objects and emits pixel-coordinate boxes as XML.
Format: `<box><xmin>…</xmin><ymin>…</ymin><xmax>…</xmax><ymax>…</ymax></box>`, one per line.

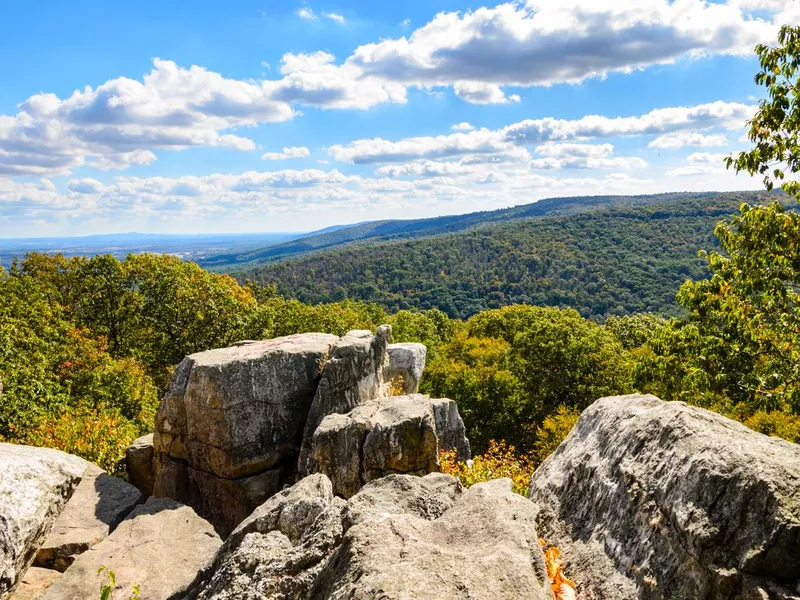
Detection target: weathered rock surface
<box><xmin>152</xmin><ymin>332</ymin><xmax>337</xmax><ymax>536</ymax></box>
<box><xmin>7</xmin><ymin>567</ymin><xmax>61</xmax><ymax>600</ymax></box>
<box><xmin>362</xmin><ymin>394</ymin><xmax>439</xmax><ymax>482</ymax></box>
<box><xmin>40</xmin><ymin>497</ymin><xmax>221</xmax><ymax>600</ymax></box>
<box><xmin>315</xmin><ymin>478</ymin><xmax>552</xmax><ymax>599</ymax></box>
<box><xmin>528</xmin><ymin>394</ymin><xmax>800</xmax><ymax>600</ymax></box>
<box><xmin>0</xmin><ymin>443</ymin><xmax>87</xmax><ymax>600</ymax></box>
<box><xmin>308</xmin><ymin>394</ymin><xmax>446</xmax><ymax>498</ymax></box>
<box><xmin>298</xmin><ymin>327</ymin><xmax>392</xmax><ymax>476</ymax></box>
<box><xmin>181</xmin><ymin>473</ymin><xmax>549</xmax><ymax>600</ymax></box>
<box><xmin>34</xmin><ymin>464</ymin><xmax>142</xmax><ymax>572</ymax></box>
<box><xmin>387</xmin><ymin>342</ymin><xmax>427</xmax><ymax>394</ymax></box>
<box><xmin>431</xmin><ymin>397</ymin><xmax>471</xmax><ymax>461</ymax></box>
<box><xmin>126</xmin><ymin>433</ymin><xmax>155</xmax><ymax>496</ymax></box>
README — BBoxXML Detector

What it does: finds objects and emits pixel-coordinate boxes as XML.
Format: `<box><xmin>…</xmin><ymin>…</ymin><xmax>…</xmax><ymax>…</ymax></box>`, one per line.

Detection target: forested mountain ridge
<box><xmin>242</xmin><ymin>191</ymin><xmax>783</xmax><ymax>320</ymax></box>
<box><xmin>200</xmin><ymin>191</ymin><xmax>726</xmax><ymax>269</ymax></box>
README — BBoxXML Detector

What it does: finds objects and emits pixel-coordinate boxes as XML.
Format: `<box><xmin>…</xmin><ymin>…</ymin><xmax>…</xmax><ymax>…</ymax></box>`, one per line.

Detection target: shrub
<box><xmin>531</xmin><ymin>406</ymin><xmax>581</xmax><ymax>465</ymax></box>
<box><xmin>18</xmin><ymin>408</ymin><xmax>139</xmax><ymax>473</ymax></box>
<box><xmin>440</xmin><ymin>440</ymin><xmax>536</xmax><ymax>496</ymax></box>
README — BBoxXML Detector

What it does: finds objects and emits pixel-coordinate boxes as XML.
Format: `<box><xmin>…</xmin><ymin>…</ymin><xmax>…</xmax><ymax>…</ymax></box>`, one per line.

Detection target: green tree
<box><xmin>727</xmin><ymin>25</ymin><xmax>800</xmax><ymax>196</ymax></box>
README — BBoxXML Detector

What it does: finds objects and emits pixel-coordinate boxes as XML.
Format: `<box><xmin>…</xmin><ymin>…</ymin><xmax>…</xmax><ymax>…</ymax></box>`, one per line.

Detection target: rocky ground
<box><xmin>1</xmin><ymin>327</ymin><xmax>798</xmax><ymax>599</ymax></box>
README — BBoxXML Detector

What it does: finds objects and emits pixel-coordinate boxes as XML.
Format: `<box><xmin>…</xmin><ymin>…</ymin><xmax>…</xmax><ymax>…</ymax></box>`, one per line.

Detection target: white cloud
<box><xmin>345</xmin><ymin>0</ymin><xmax>783</xmax><ymax>101</ymax></box>
<box><xmin>323</xmin><ymin>12</ymin><xmax>346</xmax><ymax>23</ymax></box>
<box><xmin>261</xmin><ymin>146</ymin><xmax>311</xmax><ymax>160</ymax></box>
<box><xmin>451</xmin><ymin>122</ymin><xmax>475</xmax><ymax>132</ymax></box>
<box><xmin>330</xmin><ymin>101</ymin><xmax>754</xmax><ymax>165</ymax></box>
<box><xmin>453</xmin><ymin>82</ymin><xmax>520</xmax><ymax>105</ymax></box>
<box><xmin>649</xmin><ymin>132</ymin><xmax>728</xmax><ymax>149</ymax></box>
<box><xmin>297</xmin><ymin>7</ymin><xmax>317</xmax><ymax>20</ymax></box>
<box><xmin>665</xmin><ymin>151</ymin><xmax>731</xmax><ymax>176</ymax></box>
<box><xmin>400</xmin><ymin>18</ymin><xmax>411</xmax><ymax>28</ymax></box>
<box><xmin>529</xmin><ymin>156</ymin><xmax>647</xmax><ymax>170</ymax></box>
<box><xmin>534</xmin><ymin>142</ymin><xmax>614</xmax><ymax>158</ymax></box>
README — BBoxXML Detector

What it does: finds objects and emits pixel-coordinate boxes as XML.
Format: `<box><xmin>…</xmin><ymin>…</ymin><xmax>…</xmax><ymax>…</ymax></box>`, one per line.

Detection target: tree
<box><xmin>728</xmin><ymin>25</ymin><xmax>800</xmax><ymax>196</ymax></box>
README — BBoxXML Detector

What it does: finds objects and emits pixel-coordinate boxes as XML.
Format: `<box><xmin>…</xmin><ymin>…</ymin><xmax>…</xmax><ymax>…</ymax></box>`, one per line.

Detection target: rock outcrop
<box><xmin>387</xmin><ymin>342</ymin><xmax>427</xmax><ymax>394</ymax></box>
<box><xmin>431</xmin><ymin>397</ymin><xmax>471</xmax><ymax>461</ymax></box>
<box><xmin>297</xmin><ymin>327</ymin><xmax>392</xmax><ymax>476</ymax></box>
<box><xmin>308</xmin><ymin>394</ymin><xmax>442</xmax><ymax>498</ymax></box>
<box><xmin>152</xmin><ymin>326</ymin><xmax>469</xmax><ymax>536</ymax></box>
<box><xmin>528</xmin><ymin>394</ymin><xmax>800</xmax><ymax>600</ymax></box>
<box><xmin>126</xmin><ymin>433</ymin><xmax>155</xmax><ymax>496</ymax></box>
<box><xmin>180</xmin><ymin>473</ymin><xmax>553</xmax><ymax>599</ymax></box>
<box><xmin>0</xmin><ymin>444</ymin><xmax>87</xmax><ymax>599</ymax></box>
<box><xmin>152</xmin><ymin>332</ymin><xmax>338</xmax><ymax>536</ymax></box>
<box><xmin>40</xmin><ymin>497</ymin><xmax>221</xmax><ymax>600</ymax></box>
<box><xmin>34</xmin><ymin>464</ymin><xmax>142</xmax><ymax>572</ymax></box>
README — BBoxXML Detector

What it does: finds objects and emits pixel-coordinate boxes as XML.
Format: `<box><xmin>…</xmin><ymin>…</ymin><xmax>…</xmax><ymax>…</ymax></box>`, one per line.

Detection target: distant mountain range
<box><xmin>238</xmin><ymin>190</ymin><xmax>783</xmax><ymax>320</ymax></box>
<box><xmin>197</xmin><ymin>192</ymin><xmax>723</xmax><ymax>270</ymax></box>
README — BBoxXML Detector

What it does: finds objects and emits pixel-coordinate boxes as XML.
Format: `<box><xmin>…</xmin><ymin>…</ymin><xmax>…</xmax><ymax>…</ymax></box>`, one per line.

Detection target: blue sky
<box><xmin>0</xmin><ymin>0</ymin><xmax>795</xmax><ymax>237</ymax></box>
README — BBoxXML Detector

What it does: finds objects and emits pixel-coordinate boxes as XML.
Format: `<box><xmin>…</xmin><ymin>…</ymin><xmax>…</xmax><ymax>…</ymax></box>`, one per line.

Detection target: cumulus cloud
<box><xmin>261</xmin><ymin>146</ymin><xmax>311</xmax><ymax>160</ymax></box>
<box><xmin>345</xmin><ymin>0</ymin><xmax>785</xmax><ymax>102</ymax></box>
<box><xmin>665</xmin><ymin>151</ymin><xmax>731</xmax><ymax>176</ymax></box>
<box><xmin>453</xmin><ymin>82</ymin><xmax>520</xmax><ymax>104</ymax></box>
<box><xmin>649</xmin><ymin>132</ymin><xmax>728</xmax><ymax>149</ymax></box>
<box><xmin>330</xmin><ymin>101</ymin><xmax>753</xmax><ymax>165</ymax></box>
<box><xmin>451</xmin><ymin>122</ymin><xmax>475</xmax><ymax>132</ymax></box>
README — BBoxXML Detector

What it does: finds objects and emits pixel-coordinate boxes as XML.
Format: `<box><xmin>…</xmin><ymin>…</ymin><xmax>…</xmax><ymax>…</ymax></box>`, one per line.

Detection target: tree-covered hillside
<box><xmin>200</xmin><ymin>191</ymin><xmax>725</xmax><ymax>269</ymax></box>
<box><xmin>243</xmin><ymin>191</ymin><xmax>780</xmax><ymax>320</ymax></box>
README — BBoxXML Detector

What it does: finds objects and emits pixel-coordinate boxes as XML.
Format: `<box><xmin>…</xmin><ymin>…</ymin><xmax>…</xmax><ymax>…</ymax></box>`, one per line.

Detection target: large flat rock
<box><xmin>0</xmin><ymin>443</ymin><xmax>87</xmax><ymax>600</ymax></box>
<box><xmin>528</xmin><ymin>394</ymin><xmax>800</xmax><ymax>600</ymax></box>
<box><xmin>39</xmin><ymin>497</ymin><xmax>221</xmax><ymax>600</ymax></box>
<box><xmin>34</xmin><ymin>465</ymin><xmax>142</xmax><ymax>572</ymax></box>
<box><xmin>313</xmin><ymin>478</ymin><xmax>552</xmax><ymax>599</ymax></box>
<box><xmin>182</xmin><ymin>474</ymin><xmax>552</xmax><ymax>600</ymax></box>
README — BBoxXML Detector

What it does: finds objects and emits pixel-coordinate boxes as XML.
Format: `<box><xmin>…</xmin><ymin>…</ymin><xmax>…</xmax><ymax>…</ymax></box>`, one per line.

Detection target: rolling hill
<box><xmin>199</xmin><ymin>191</ymin><xmax>723</xmax><ymax>270</ymax></box>
<box><xmin>241</xmin><ymin>190</ymin><xmax>781</xmax><ymax>320</ymax></box>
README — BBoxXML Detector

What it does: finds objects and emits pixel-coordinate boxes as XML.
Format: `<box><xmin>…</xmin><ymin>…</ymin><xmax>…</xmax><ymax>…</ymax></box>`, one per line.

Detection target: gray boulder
<box><xmin>0</xmin><ymin>443</ymin><xmax>87</xmax><ymax>599</ymax></box>
<box><xmin>126</xmin><ymin>433</ymin><xmax>155</xmax><ymax>496</ymax></box>
<box><xmin>298</xmin><ymin>327</ymin><xmax>392</xmax><ymax>476</ymax></box>
<box><xmin>528</xmin><ymin>394</ymin><xmax>800</xmax><ymax>600</ymax></box>
<box><xmin>387</xmin><ymin>342</ymin><xmax>427</xmax><ymax>394</ymax></box>
<box><xmin>308</xmin><ymin>394</ymin><xmax>443</xmax><ymax>498</ymax></box>
<box><xmin>362</xmin><ymin>394</ymin><xmax>439</xmax><ymax>483</ymax></box>
<box><xmin>181</xmin><ymin>473</ymin><xmax>551</xmax><ymax>600</ymax></box>
<box><xmin>431</xmin><ymin>397</ymin><xmax>471</xmax><ymax>461</ymax></box>
<box><xmin>152</xmin><ymin>333</ymin><xmax>337</xmax><ymax>536</ymax></box>
<box><xmin>34</xmin><ymin>464</ymin><xmax>142</xmax><ymax>572</ymax></box>
<box><xmin>313</xmin><ymin>478</ymin><xmax>552</xmax><ymax>599</ymax></box>
<box><xmin>40</xmin><ymin>497</ymin><xmax>221</xmax><ymax>600</ymax></box>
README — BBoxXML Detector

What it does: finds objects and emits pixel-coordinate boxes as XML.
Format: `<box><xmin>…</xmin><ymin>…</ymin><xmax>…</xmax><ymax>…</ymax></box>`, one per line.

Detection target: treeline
<box><xmin>243</xmin><ymin>192</ymin><xmax>779</xmax><ymax>320</ymax></box>
<box><xmin>2</xmin><ymin>201</ymin><xmax>799</xmax><ymax>472</ymax></box>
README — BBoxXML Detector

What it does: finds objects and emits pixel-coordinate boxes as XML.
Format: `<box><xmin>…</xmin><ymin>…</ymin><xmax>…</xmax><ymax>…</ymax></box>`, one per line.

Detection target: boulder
<box><xmin>431</xmin><ymin>397</ymin><xmax>471</xmax><ymax>461</ymax></box>
<box><xmin>152</xmin><ymin>332</ymin><xmax>337</xmax><ymax>536</ymax></box>
<box><xmin>362</xmin><ymin>394</ymin><xmax>440</xmax><ymax>483</ymax></box>
<box><xmin>528</xmin><ymin>394</ymin><xmax>800</xmax><ymax>600</ymax></box>
<box><xmin>182</xmin><ymin>473</ymin><xmax>551</xmax><ymax>600</ymax></box>
<box><xmin>0</xmin><ymin>443</ymin><xmax>87</xmax><ymax>600</ymax></box>
<box><xmin>387</xmin><ymin>342</ymin><xmax>427</xmax><ymax>394</ymax></box>
<box><xmin>312</xmin><ymin>478</ymin><xmax>552</xmax><ymax>599</ymax></box>
<box><xmin>179</xmin><ymin>474</ymin><xmax>341</xmax><ymax>600</ymax></box>
<box><xmin>39</xmin><ymin>497</ymin><xmax>221</xmax><ymax>600</ymax></box>
<box><xmin>298</xmin><ymin>327</ymin><xmax>392</xmax><ymax>476</ymax></box>
<box><xmin>34</xmin><ymin>464</ymin><xmax>142</xmax><ymax>572</ymax></box>
<box><xmin>308</xmin><ymin>394</ymin><xmax>442</xmax><ymax>498</ymax></box>
<box><xmin>126</xmin><ymin>433</ymin><xmax>155</xmax><ymax>496</ymax></box>
<box><xmin>308</xmin><ymin>405</ymin><xmax>377</xmax><ymax>499</ymax></box>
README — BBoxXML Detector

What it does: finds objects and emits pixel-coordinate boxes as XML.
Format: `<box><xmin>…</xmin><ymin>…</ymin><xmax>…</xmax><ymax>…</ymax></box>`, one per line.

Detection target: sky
<box><xmin>0</xmin><ymin>0</ymin><xmax>797</xmax><ymax>237</ymax></box>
